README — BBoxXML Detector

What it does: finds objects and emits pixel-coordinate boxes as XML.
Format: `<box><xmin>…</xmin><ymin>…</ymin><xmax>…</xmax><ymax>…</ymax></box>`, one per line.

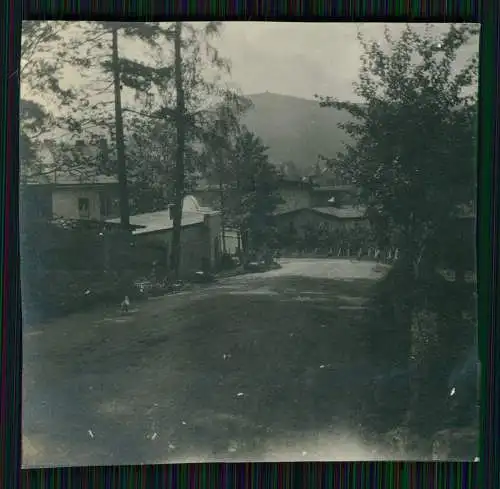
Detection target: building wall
<box><xmin>52</xmin><ymin>187</ymin><xmax>100</xmax><ymax>220</ymax></box>
<box><xmin>194</xmin><ymin>185</ymin><xmax>313</xmax><ymax>215</ymax></box>
<box><xmin>222</xmin><ymin>230</ymin><xmax>239</xmax><ymax>255</ymax></box>
<box><xmin>276</xmin><ymin>186</ymin><xmax>312</xmax><ymax>213</ymax></box>
<box><xmin>52</xmin><ymin>185</ymin><xmax>119</xmax><ymax>221</ymax></box>
<box><xmin>310</xmin><ymin>189</ymin><xmax>357</xmax><ymax>207</ymax></box>
<box><xmin>275</xmin><ymin>209</ymin><xmax>366</xmax><ymax>238</ymax></box>
<box><xmin>136</xmin><ymin>217</ymin><xmax>222</xmax><ymax>277</ymax></box>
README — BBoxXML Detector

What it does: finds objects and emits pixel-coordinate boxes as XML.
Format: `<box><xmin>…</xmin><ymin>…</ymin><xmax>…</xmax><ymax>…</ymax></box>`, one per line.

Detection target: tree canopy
<box><xmin>316</xmin><ymin>24</ymin><xmax>478</xmax><ymax>278</ymax></box>
<box><xmin>316</xmin><ymin>24</ymin><xmax>479</xmax><ymax>435</ymax></box>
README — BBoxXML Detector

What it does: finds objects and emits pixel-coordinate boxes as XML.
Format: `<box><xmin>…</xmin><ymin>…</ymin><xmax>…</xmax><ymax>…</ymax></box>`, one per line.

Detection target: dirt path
<box><xmin>23</xmin><ymin>259</ymin><xmax>428</xmax><ymax>466</ymax></box>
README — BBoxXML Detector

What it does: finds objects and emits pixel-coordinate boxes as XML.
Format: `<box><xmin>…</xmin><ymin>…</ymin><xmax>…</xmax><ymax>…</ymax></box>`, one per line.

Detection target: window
<box><xmin>78</xmin><ymin>197</ymin><xmax>90</xmax><ymax>218</ymax></box>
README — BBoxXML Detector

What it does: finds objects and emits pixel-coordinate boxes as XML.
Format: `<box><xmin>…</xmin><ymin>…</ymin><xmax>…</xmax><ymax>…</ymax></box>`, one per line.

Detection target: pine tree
<box><xmin>101</xmin><ymin>21</ymin><xmax>234</xmax><ymax>278</ymax></box>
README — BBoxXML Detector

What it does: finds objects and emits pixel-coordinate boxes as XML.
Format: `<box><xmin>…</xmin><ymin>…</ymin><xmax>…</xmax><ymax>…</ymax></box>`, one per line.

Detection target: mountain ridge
<box><xmin>241</xmin><ymin>92</ymin><xmax>353</xmax><ymax>176</ymax></box>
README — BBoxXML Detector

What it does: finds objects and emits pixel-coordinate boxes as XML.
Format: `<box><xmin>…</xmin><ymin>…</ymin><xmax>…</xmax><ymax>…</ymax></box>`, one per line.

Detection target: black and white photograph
<box><xmin>21</xmin><ymin>21</ymin><xmax>479</xmax><ymax>465</ymax></box>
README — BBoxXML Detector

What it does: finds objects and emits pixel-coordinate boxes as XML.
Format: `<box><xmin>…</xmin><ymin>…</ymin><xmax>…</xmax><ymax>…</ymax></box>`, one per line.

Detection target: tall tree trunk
<box><xmin>170</xmin><ymin>22</ymin><xmax>186</xmax><ymax>280</ymax></box>
<box><xmin>218</xmin><ymin>171</ymin><xmax>227</xmax><ymax>254</ymax></box>
<box><xmin>111</xmin><ymin>25</ymin><xmax>130</xmax><ymax>230</ymax></box>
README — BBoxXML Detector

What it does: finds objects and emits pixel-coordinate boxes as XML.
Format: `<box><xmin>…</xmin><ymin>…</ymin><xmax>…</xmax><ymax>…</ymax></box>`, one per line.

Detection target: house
<box><xmin>20</xmin><ymin>172</ymin><xmax>120</xmax><ymax>223</ymax></box>
<box><xmin>275</xmin><ymin>177</ymin><xmax>314</xmax><ymax>213</ymax></box>
<box><xmin>275</xmin><ymin>205</ymin><xmax>368</xmax><ymax>237</ymax></box>
<box><xmin>106</xmin><ymin>195</ymin><xmax>222</xmax><ymax>278</ymax></box>
<box><xmin>273</xmin><ymin>204</ymin><xmax>368</xmax><ymax>253</ymax></box>
<box><xmin>192</xmin><ymin>173</ymin><xmax>365</xmax><ymax>251</ymax></box>
<box><xmin>192</xmin><ymin>176</ymin><xmax>356</xmax><ymax>214</ymax></box>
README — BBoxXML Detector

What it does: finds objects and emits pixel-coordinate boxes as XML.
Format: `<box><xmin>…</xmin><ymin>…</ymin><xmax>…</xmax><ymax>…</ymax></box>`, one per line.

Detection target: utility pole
<box><xmin>111</xmin><ymin>25</ymin><xmax>130</xmax><ymax>230</ymax></box>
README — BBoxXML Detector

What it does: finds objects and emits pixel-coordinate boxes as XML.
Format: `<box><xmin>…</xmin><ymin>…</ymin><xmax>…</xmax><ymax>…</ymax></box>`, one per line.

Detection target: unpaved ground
<box><xmin>23</xmin><ymin>259</ymin><xmax>470</xmax><ymax>466</ymax></box>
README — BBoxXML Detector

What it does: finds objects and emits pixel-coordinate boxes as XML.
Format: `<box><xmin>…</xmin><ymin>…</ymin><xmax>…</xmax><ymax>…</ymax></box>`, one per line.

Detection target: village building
<box><xmin>274</xmin><ymin>177</ymin><xmax>314</xmax><ymax>213</ymax></box>
<box><xmin>21</xmin><ymin>167</ymin><xmax>222</xmax><ymax>279</ymax></box>
<box><xmin>273</xmin><ymin>176</ymin><xmax>367</xmax><ymax>240</ymax></box>
<box><xmin>192</xmin><ymin>173</ymin><xmax>368</xmax><ymax>253</ymax></box>
<box><xmin>20</xmin><ymin>171</ymin><xmax>120</xmax><ymax>223</ymax></box>
<box><xmin>106</xmin><ymin>195</ymin><xmax>222</xmax><ymax>278</ymax></box>
<box><xmin>274</xmin><ymin>205</ymin><xmax>368</xmax><ymax>238</ymax></box>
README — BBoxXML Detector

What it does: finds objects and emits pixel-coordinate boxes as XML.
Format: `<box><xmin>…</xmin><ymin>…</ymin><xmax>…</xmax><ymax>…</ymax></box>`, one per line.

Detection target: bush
<box><xmin>21</xmin><ymin>219</ymin><xmax>138</xmax><ymax>321</ymax></box>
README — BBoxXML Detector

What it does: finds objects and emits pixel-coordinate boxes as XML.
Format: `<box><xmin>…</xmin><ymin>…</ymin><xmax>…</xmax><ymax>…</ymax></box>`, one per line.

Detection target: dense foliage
<box><xmin>316</xmin><ymin>24</ymin><xmax>479</xmax><ymax>436</ymax></box>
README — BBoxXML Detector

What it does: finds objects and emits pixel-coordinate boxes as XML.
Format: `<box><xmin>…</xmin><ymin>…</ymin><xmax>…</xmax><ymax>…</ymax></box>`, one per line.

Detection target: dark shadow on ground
<box><xmin>22</xmin><ymin>270</ymin><xmax>472</xmax><ymax>465</ymax></box>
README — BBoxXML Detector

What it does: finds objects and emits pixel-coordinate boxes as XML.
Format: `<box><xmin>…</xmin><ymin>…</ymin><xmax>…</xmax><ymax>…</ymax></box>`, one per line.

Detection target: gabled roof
<box><xmin>107</xmin><ymin>210</ymin><xmax>206</xmax><ymax>235</ymax></box>
<box><xmin>106</xmin><ymin>195</ymin><xmax>219</xmax><ymax>236</ymax></box>
<box><xmin>312</xmin><ymin>206</ymin><xmax>366</xmax><ymax>219</ymax></box>
<box><xmin>274</xmin><ymin>205</ymin><xmax>366</xmax><ymax>220</ymax></box>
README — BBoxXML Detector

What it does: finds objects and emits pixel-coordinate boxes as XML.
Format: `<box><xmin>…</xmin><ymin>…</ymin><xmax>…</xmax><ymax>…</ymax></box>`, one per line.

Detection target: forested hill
<box><xmin>242</xmin><ymin>92</ymin><xmax>353</xmax><ymax>176</ymax></box>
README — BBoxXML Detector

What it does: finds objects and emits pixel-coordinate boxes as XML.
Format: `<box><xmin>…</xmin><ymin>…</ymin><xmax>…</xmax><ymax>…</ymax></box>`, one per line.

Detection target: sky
<box><xmin>23</xmin><ymin>21</ymin><xmax>480</xmax><ymax>108</ymax></box>
<box><xmin>212</xmin><ymin>22</ymin><xmax>479</xmax><ymax>100</ymax></box>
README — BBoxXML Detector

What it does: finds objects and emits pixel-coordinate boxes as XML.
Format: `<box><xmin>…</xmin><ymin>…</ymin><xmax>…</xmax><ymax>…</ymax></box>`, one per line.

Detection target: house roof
<box><xmin>275</xmin><ymin>205</ymin><xmax>366</xmax><ymax>220</ymax></box>
<box><xmin>109</xmin><ymin>210</ymin><xmax>206</xmax><ymax>235</ymax></box>
<box><xmin>53</xmin><ymin>174</ymin><xmax>118</xmax><ymax>185</ymax></box>
<box><xmin>25</xmin><ymin>171</ymin><xmax>118</xmax><ymax>186</ymax></box>
<box><xmin>106</xmin><ymin>195</ymin><xmax>219</xmax><ymax>235</ymax></box>
<box><xmin>312</xmin><ymin>206</ymin><xmax>366</xmax><ymax>219</ymax></box>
